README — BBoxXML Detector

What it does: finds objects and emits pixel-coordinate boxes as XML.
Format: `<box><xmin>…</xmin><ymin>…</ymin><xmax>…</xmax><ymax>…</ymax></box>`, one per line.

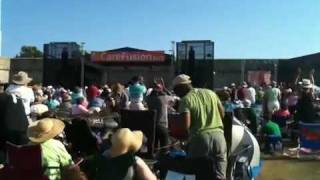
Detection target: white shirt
<box><xmin>6</xmin><ymin>84</ymin><xmax>35</xmax><ymax>115</ymax></box>
<box><xmin>247</xmin><ymin>87</ymin><xmax>256</xmax><ymax>104</ymax></box>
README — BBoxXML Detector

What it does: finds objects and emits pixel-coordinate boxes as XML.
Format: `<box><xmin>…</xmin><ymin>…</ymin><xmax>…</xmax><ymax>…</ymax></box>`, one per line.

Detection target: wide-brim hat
<box><xmin>302</xmin><ymin>79</ymin><xmax>313</xmax><ymax>89</ymax></box>
<box><xmin>12</xmin><ymin>71</ymin><xmax>32</xmax><ymax>85</ymax></box>
<box><xmin>27</xmin><ymin>118</ymin><xmax>65</xmax><ymax>143</ymax></box>
<box><xmin>111</xmin><ymin>128</ymin><xmax>143</xmax><ymax>157</ymax></box>
<box><xmin>172</xmin><ymin>74</ymin><xmax>192</xmax><ymax>88</ymax></box>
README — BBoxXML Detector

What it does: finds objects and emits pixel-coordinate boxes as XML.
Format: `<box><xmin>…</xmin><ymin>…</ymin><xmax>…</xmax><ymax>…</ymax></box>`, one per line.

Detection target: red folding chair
<box><xmin>0</xmin><ymin>142</ymin><xmax>49</xmax><ymax>180</ymax></box>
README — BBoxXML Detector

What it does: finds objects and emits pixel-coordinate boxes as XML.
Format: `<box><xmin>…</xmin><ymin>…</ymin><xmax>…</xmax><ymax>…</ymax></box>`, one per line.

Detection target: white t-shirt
<box><xmin>6</xmin><ymin>84</ymin><xmax>35</xmax><ymax>115</ymax></box>
<box><xmin>247</xmin><ymin>87</ymin><xmax>256</xmax><ymax>104</ymax></box>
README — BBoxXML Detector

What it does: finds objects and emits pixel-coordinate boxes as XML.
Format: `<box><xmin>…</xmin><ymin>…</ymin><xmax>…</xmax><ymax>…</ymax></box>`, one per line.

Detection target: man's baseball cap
<box><xmin>172</xmin><ymin>74</ymin><xmax>192</xmax><ymax>88</ymax></box>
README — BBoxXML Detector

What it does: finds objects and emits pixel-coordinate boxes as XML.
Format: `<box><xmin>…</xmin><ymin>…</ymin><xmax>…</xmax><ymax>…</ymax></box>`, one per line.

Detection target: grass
<box><xmin>257</xmin><ymin>159</ymin><xmax>320</xmax><ymax>180</ymax></box>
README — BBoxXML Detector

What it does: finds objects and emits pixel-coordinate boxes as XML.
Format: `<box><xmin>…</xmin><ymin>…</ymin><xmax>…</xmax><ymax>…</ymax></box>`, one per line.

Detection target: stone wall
<box><xmin>0</xmin><ymin>57</ymin><xmax>10</xmax><ymax>83</ymax></box>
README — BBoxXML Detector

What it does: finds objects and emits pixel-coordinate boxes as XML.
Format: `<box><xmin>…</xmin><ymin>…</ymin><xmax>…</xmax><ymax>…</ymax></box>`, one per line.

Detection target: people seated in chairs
<box><xmin>296</xmin><ymin>79</ymin><xmax>320</xmax><ymax>123</ymax></box>
<box><xmin>172</xmin><ymin>74</ymin><xmax>227</xmax><ymax>180</ymax></box>
<box><xmin>262</xmin><ymin>117</ymin><xmax>282</xmax><ymax>154</ymax></box>
<box><xmin>72</xmin><ymin>97</ymin><xmax>92</xmax><ymax>116</ymax></box>
<box><xmin>146</xmin><ymin>83</ymin><xmax>174</xmax><ymax>154</ymax></box>
<box><xmin>96</xmin><ymin>128</ymin><xmax>156</xmax><ymax>180</ymax></box>
<box><xmin>27</xmin><ymin>118</ymin><xmax>74</xmax><ymax>180</ymax></box>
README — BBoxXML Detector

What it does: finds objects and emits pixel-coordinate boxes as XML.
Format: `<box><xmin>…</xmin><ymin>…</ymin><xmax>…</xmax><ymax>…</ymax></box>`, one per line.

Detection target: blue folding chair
<box><xmin>299</xmin><ymin>122</ymin><xmax>320</xmax><ymax>150</ymax></box>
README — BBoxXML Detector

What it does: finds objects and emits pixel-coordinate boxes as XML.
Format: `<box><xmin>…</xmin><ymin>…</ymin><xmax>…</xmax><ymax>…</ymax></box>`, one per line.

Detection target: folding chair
<box><xmin>0</xmin><ymin>142</ymin><xmax>48</xmax><ymax>180</ymax></box>
<box><xmin>120</xmin><ymin>109</ymin><xmax>157</xmax><ymax>158</ymax></box>
<box><xmin>64</xmin><ymin>119</ymin><xmax>99</xmax><ymax>156</ymax></box>
<box><xmin>168</xmin><ymin>113</ymin><xmax>188</xmax><ymax>140</ymax></box>
<box><xmin>298</xmin><ymin>122</ymin><xmax>320</xmax><ymax>157</ymax></box>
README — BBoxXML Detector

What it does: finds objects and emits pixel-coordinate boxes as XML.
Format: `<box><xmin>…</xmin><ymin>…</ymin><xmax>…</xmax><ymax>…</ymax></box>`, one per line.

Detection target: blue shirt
<box><xmin>129</xmin><ymin>83</ymin><xmax>146</xmax><ymax>102</ymax></box>
<box><xmin>89</xmin><ymin>97</ymin><xmax>105</xmax><ymax>108</ymax></box>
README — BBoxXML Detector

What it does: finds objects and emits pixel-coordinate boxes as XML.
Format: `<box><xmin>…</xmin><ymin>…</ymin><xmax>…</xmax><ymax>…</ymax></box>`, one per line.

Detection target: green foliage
<box><xmin>17</xmin><ymin>46</ymin><xmax>43</xmax><ymax>58</ymax></box>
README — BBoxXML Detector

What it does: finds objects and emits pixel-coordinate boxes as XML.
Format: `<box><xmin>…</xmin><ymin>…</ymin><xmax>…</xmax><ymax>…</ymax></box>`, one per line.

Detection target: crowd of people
<box><xmin>216</xmin><ymin>68</ymin><xmax>320</xmax><ymax>154</ymax></box>
<box><xmin>0</xmin><ymin>68</ymin><xmax>319</xmax><ymax>180</ymax></box>
<box><xmin>0</xmin><ymin>71</ymin><xmax>178</xmax><ymax>180</ymax></box>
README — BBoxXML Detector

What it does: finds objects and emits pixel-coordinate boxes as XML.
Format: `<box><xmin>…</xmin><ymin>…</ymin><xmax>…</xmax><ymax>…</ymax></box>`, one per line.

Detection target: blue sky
<box><xmin>2</xmin><ymin>0</ymin><xmax>320</xmax><ymax>58</ymax></box>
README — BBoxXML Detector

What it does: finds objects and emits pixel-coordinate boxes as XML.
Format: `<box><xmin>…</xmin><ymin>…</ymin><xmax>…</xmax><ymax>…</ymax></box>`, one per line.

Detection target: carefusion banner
<box><xmin>91</xmin><ymin>51</ymin><xmax>166</xmax><ymax>63</ymax></box>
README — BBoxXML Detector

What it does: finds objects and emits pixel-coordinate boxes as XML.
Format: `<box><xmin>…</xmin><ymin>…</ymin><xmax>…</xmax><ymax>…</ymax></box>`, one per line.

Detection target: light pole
<box><xmin>274</xmin><ymin>61</ymin><xmax>278</xmax><ymax>82</ymax></box>
<box><xmin>212</xmin><ymin>41</ymin><xmax>215</xmax><ymax>89</ymax></box>
<box><xmin>171</xmin><ymin>41</ymin><xmax>175</xmax><ymax>63</ymax></box>
<box><xmin>80</xmin><ymin>42</ymin><xmax>85</xmax><ymax>90</ymax></box>
<box><xmin>241</xmin><ymin>59</ymin><xmax>246</xmax><ymax>82</ymax></box>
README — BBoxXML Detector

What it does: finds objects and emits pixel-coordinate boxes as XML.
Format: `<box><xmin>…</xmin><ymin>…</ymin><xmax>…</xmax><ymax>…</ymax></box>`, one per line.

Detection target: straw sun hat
<box><xmin>27</xmin><ymin>118</ymin><xmax>65</xmax><ymax>143</ymax></box>
<box><xmin>12</xmin><ymin>71</ymin><xmax>32</xmax><ymax>85</ymax></box>
<box><xmin>110</xmin><ymin>128</ymin><xmax>143</xmax><ymax>157</ymax></box>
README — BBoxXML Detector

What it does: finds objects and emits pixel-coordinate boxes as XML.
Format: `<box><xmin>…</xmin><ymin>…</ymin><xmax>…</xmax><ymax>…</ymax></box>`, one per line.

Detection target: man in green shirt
<box><xmin>263</xmin><ymin>119</ymin><xmax>282</xmax><ymax>154</ymax></box>
<box><xmin>172</xmin><ymin>74</ymin><xmax>227</xmax><ymax>180</ymax></box>
<box><xmin>263</xmin><ymin>120</ymin><xmax>281</xmax><ymax>137</ymax></box>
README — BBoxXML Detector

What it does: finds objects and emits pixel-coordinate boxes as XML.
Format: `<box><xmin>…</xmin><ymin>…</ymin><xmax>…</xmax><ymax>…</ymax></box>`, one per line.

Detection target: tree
<box><xmin>17</xmin><ymin>46</ymin><xmax>43</xmax><ymax>58</ymax></box>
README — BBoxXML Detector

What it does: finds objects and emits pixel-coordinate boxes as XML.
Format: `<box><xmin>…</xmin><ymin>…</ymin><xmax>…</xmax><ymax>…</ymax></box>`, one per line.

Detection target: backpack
<box><xmin>0</xmin><ymin>93</ymin><xmax>28</xmax><ymax>147</ymax></box>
